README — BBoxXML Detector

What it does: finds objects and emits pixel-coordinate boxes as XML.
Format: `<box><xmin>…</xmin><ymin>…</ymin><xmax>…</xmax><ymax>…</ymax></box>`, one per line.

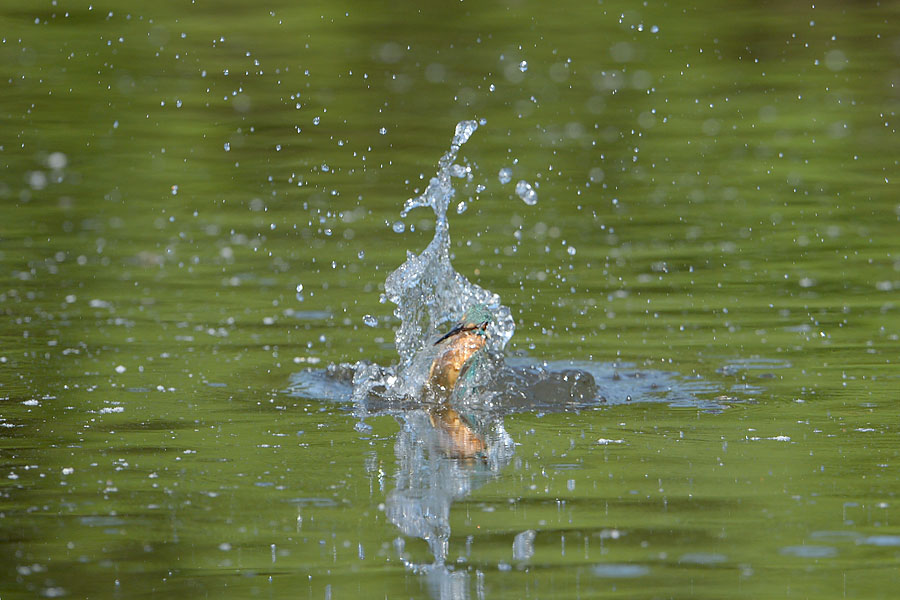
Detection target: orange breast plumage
<box><xmin>427</xmin><ymin>332</ymin><xmax>487</xmax><ymax>393</ymax></box>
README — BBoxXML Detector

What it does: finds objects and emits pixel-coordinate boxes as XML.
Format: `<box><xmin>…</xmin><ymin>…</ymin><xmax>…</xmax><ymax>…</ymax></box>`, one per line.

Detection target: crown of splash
<box><xmin>382</xmin><ymin>121</ymin><xmax>515</xmax><ymax>370</ymax></box>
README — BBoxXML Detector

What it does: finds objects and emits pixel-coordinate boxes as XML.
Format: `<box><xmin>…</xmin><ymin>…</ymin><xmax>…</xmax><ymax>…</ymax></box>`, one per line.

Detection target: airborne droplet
<box><xmin>515</xmin><ymin>180</ymin><xmax>538</xmax><ymax>206</ymax></box>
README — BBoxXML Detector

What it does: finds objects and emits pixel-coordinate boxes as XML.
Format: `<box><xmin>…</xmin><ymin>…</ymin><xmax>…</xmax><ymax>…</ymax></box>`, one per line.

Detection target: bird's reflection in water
<box><xmin>287</xmin><ymin>348</ymin><xmax>728</xmax><ymax>599</ymax></box>
<box><xmin>386</xmin><ymin>399</ymin><xmax>514</xmax><ymax>599</ymax></box>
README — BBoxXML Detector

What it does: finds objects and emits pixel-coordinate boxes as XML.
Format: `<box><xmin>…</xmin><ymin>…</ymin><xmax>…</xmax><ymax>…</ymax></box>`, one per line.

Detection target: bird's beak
<box><xmin>434</xmin><ymin>323</ymin><xmax>466</xmax><ymax>345</ymax></box>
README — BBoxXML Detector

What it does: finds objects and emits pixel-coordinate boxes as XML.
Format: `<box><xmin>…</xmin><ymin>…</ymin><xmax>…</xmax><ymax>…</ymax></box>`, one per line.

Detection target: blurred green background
<box><xmin>1</xmin><ymin>1</ymin><xmax>898</xmax><ymax>598</ymax></box>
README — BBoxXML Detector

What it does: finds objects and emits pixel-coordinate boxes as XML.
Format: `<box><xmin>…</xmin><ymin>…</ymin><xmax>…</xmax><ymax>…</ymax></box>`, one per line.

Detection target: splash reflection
<box><xmin>387</xmin><ymin>407</ymin><xmax>513</xmax><ymax>580</ymax></box>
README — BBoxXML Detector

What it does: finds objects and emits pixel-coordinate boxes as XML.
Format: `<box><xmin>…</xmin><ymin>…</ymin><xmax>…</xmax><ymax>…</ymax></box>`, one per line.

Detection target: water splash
<box><xmin>291</xmin><ymin>120</ymin><xmax>729</xmax><ymax>414</ymax></box>
<box><xmin>286</xmin><ymin>121</ymin><xmax>734</xmax><ymax>582</ymax></box>
<box><xmin>384</xmin><ymin>120</ymin><xmax>514</xmax><ymax>376</ymax></box>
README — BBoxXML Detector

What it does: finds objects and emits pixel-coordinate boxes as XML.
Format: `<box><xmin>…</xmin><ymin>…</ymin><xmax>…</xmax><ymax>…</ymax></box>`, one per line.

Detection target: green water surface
<box><xmin>1</xmin><ymin>1</ymin><xmax>898</xmax><ymax>598</ymax></box>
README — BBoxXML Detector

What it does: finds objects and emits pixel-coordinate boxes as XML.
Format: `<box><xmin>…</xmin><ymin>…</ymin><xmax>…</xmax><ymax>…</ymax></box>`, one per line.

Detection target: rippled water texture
<box><xmin>2</xmin><ymin>1</ymin><xmax>899</xmax><ymax>599</ymax></box>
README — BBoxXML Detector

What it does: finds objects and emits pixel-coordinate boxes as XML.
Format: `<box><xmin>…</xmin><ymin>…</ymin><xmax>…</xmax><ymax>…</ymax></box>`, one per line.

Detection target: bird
<box><xmin>427</xmin><ymin>304</ymin><xmax>492</xmax><ymax>395</ymax></box>
<box><xmin>424</xmin><ymin>305</ymin><xmax>493</xmax><ymax>460</ymax></box>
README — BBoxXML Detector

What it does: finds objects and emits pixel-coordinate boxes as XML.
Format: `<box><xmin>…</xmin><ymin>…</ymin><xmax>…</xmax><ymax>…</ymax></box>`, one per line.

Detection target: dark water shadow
<box><xmin>287</xmin><ymin>356</ymin><xmax>728</xmax><ymax>414</ymax></box>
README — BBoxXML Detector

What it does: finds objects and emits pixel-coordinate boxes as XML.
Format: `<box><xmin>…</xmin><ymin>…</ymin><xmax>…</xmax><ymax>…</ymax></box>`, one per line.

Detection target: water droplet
<box><xmin>452</xmin><ymin>120</ymin><xmax>478</xmax><ymax>145</ymax></box>
<box><xmin>824</xmin><ymin>49</ymin><xmax>848</xmax><ymax>72</ymax></box>
<box><xmin>357</xmin><ymin>250</ymin><xmax>365</xmax><ymax>259</ymax></box>
<box><xmin>567</xmin><ymin>246</ymin><xmax>577</xmax><ymax>256</ymax></box>
<box><xmin>313</xmin><ymin>116</ymin><xmax>320</xmax><ymax>125</ymax></box>
<box><xmin>392</xmin><ymin>221</ymin><xmax>405</xmax><ymax>233</ymax></box>
<box><xmin>518</xmin><ymin>60</ymin><xmax>528</xmax><ymax>72</ymax></box>
<box><xmin>449</xmin><ymin>164</ymin><xmax>468</xmax><ymax>178</ymax></box>
<box><xmin>515</xmin><ymin>180</ymin><xmax>538</xmax><ymax>205</ymax></box>
<box><xmin>170</xmin><ymin>185</ymin><xmax>178</xmax><ymax>196</ymax></box>
<box><xmin>363</xmin><ymin>314</ymin><xmax>378</xmax><ymax>327</ymax></box>
<box><xmin>498</xmin><ymin>167</ymin><xmax>512</xmax><ymax>184</ymax></box>
<box><xmin>379</xmin><ymin>127</ymin><xmax>387</xmax><ymax>135</ymax></box>
<box><xmin>456</xmin><ymin>201</ymin><xmax>468</xmax><ymax>214</ymax></box>
<box><xmin>295</xmin><ymin>283</ymin><xmax>304</xmax><ymax>302</ymax></box>
<box><xmin>47</xmin><ymin>152</ymin><xmax>67</xmax><ymax>170</ymax></box>
<box><xmin>27</xmin><ymin>171</ymin><xmax>47</xmax><ymax>190</ymax></box>
<box><xmin>224</xmin><ymin>142</ymin><xmax>231</xmax><ymax>152</ymax></box>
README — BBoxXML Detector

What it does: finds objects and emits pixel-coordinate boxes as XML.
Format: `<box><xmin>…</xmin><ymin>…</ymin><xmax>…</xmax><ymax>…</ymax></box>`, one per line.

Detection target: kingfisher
<box><xmin>427</xmin><ymin>304</ymin><xmax>492</xmax><ymax>395</ymax></box>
